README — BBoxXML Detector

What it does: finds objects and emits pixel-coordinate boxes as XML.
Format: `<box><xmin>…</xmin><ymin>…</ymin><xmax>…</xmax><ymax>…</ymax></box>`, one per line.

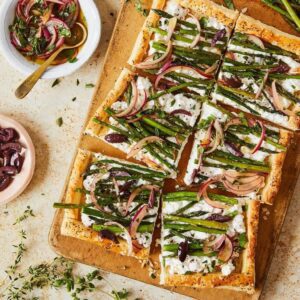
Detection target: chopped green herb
<box><xmin>72</xmin><ymin>97</ymin><xmax>77</xmax><ymax>102</ymax></box>
<box><xmin>76</xmin><ymin>79</ymin><xmax>80</xmax><ymax>86</ymax></box>
<box><xmin>85</xmin><ymin>83</ymin><xmax>95</xmax><ymax>88</ymax></box>
<box><xmin>56</xmin><ymin>117</ymin><xmax>63</xmax><ymax>127</ymax></box>
<box><xmin>68</xmin><ymin>57</ymin><xmax>78</xmax><ymax>63</ymax></box>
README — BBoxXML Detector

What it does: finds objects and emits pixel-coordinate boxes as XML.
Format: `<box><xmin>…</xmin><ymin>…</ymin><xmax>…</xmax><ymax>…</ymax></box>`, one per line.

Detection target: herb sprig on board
<box><xmin>0</xmin><ymin>206</ymin><xmax>129</xmax><ymax>300</ymax></box>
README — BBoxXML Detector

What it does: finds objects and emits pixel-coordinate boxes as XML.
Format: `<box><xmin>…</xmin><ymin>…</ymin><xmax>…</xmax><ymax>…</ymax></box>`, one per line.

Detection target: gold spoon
<box><xmin>15</xmin><ymin>22</ymin><xmax>87</xmax><ymax>99</ymax></box>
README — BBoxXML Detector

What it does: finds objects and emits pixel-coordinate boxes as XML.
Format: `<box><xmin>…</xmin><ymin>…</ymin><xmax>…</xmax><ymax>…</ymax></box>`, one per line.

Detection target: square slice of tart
<box><xmin>213</xmin><ymin>14</ymin><xmax>300</xmax><ymax>130</ymax></box>
<box><xmin>128</xmin><ymin>0</ymin><xmax>238</xmax><ymax>79</ymax></box>
<box><xmin>184</xmin><ymin>101</ymin><xmax>292</xmax><ymax>204</ymax></box>
<box><xmin>160</xmin><ymin>190</ymin><xmax>260</xmax><ymax>294</ymax></box>
<box><xmin>60</xmin><ymin>149</ymin><xmax>166</xmax><ymax>259</ymax></box>
<box><xmin>86</xmin><ymin>68</ymin><xmax>203</xmax><ymax>177</ymax></box>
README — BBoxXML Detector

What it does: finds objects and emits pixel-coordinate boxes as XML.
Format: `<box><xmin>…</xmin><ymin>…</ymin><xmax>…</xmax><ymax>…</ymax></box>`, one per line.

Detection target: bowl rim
<box><xmin>0</xmin><ymin>0</ymin><xmax>101</xmax><ymax>79</ymax></box>
<box><xmin>0</xmin><ymin>114</ymin><xmax>36</xmax><ymax>206</ymax></box>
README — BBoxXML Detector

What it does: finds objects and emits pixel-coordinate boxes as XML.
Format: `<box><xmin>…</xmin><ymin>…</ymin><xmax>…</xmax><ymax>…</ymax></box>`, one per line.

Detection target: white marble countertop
<box><xmin>0</xmin><ymin>1</ymin><xmax>299</xmax><ymax>299</ymax></box>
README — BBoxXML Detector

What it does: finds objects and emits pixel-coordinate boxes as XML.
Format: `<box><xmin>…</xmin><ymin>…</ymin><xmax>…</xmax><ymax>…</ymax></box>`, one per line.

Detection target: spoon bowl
<box><xmin>15</xmin><ymin>23</ymin><xmax>88</xmax><ymax>100</ymax></box>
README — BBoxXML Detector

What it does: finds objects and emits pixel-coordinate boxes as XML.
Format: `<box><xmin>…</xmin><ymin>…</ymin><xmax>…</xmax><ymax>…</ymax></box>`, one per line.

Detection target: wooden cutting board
<box><xmin>49</xmin><ymin>1</ymin><xmax>300</xmax><ymax>299</ymax></box>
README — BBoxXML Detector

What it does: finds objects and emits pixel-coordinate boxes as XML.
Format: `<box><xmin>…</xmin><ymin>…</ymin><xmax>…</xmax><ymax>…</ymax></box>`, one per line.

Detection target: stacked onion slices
<box><xmin>92</xmin><ymin>171</ymin><xmax>159</xmax><ymax>255</ymax></box>
<box><xmin>193</xmin><ymin>117</ymin><xmax>267</xmax><ymax>206</ymax></box>
<box><xmin>10</xmin><ymin>0</ymin><xmax>80</xmax><ymax>63</ymax></box>
<box><xmin>0</xmin><ymin>127</ymin><xmax>25</xmax><ymax>192</ymax></box>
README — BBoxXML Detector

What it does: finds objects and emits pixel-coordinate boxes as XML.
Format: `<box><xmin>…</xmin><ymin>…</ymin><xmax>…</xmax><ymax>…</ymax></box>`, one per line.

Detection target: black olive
<box><xmin>178</xmin><ymin>240</ymin><xmax>189</xmax><ymax>262</ymax></box>
<box><xmin>104</xmin><ymin>133</ymin><xmax>128</xmax><ymax>144</ymax></box>
<box><xmin>99</xmin><ymin>230</ymin><xmax>119</xmax><ymax>244</ymax></box>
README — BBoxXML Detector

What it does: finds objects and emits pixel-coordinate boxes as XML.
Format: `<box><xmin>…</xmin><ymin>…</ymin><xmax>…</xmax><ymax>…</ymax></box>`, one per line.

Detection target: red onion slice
<box><xmin>129</xmin><ymin>204</ymin><xmax>149</xmax><ymax>252</ymax></box>
<box><xmin>114</xmin><ymin>81</ymin><xmax>138</xmax><ymax>117</ymax></box>
<box><xmin>135</xmin><ymin>41</ymin><xmax>173</xmax><ymax>70</ymax></box>
<box><xmin>127</xmin><ymin>136</ymin><xmax>163</xmax><ymax>159</ymax></box>
<box><xmin>251</xmin><ymin>120</ymin><xmax>266</xmax><ymax>154</ymax></box>
<box><xmin>218</xmin><ymin>235</ymin><xmax>233</xmax><ymax>262</ymax></box>
<box><xmin>104</xmin><ymin>221</ymin><xmax>133</xmax><ymax>255</ymax></box>
<box><xmin>187</xmin><ymin>13</ymin><xmax>201</xmax><ymax>48</ymax></box>
<box><xmin>255</xmin><ymin>71</ymin><xmax>269</xmax><ymax>99</ymax></box>
<box><xmin>205</xmin><ymin>234</ymin><xmax>226</xmax><ymax>251</ymax></box>
<box><xmin>248</xmin><ymin>34</ymin><xmax>265</xmax><ymax>49</ymax></box>
<box><xmin>271</xmin><ymin>80</ymin><xmax>295</xmax><ymax>116</ymax></box>
<box><xmin>211</xmin><ymin>28</ymin><xmax>226</xmax><ymax>47</ymax></box>
<box><xmin>124</xmin><ymin>185</ymin><xmax>159</xmax><ymax>216</ymax></box>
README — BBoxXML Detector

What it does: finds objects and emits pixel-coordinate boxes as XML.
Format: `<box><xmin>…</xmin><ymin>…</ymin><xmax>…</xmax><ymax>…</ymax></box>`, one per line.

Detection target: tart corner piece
<box><xmin>236</xmin><ymin>13</ymin><xmax>300</xmax><ymax>56</ymax></box>
<box><xmin>60</xmin><ymin>149</ymin><xmax>166</xmax><ymax>260</ymax></box>
<box><xmin>160</xmin><ymin>191</ymin><xmax>260</xmax><ymax>294</ymax></box>
<box><xmin>184</xmin><ymin>102</ymin><xmax>292</xmax><ymax>205</ymax></box>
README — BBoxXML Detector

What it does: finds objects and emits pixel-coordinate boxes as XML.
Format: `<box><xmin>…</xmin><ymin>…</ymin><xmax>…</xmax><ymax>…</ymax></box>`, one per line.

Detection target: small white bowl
<box><xmin>0</xmin><ymin>114</ymin><xmax>35</xmax><ymax>205</ymax></box>
<box><xmin>0</xmin><ymin>0</ymin><xmax>101</xmax><ymax>79</ymax></box>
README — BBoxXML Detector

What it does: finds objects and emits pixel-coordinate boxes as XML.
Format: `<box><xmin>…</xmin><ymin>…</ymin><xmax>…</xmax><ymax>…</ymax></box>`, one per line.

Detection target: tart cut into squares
<box><xmin>129</xmin><ymin>0</ymin><xmax>238</xmax><ymax>79</ymax></box>
<box><xmin>61</xmin><ymin>149</ymin><xmax>166</xmax><ymax>259</ymax></box>
<box><xmin>184</xmin><ymin>101</ymin><xmax>291</xmax><ymax>204</ymax></box>
<box><xmin>86</xmin><ymin>68</ymin><xmax>204</xmax><ymax>177</ymax></box>
<box><xmin>213</xmin><ymin>14</ymin><xmax>300</xmax><ymax>131</ymax></box>
<box><xmin>160</xmin><ymin>190</ymin><xmax>260</xmax><ymax>294</ymax></box>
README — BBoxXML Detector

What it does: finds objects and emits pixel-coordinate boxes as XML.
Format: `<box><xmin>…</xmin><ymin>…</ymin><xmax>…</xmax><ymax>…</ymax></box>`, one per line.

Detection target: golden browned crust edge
<box><xmin>161</xmin><ymin>199</ymin><xmax>260</xmax><ymax>294</ymax></box>
<box><xmin>128</xmin><ymin>0</ymin><xmax>164</xmax><ymax>65</ymax></box>
<box><xmin>61</xmin><ymin>219</ymin><xmax>150</xmax><ymax>260</ymax></box>
<box><xmin>261</xmin><ymin>129</ymin><xmax>293</xmax><ymax>204</ymax></box>
<box><xmin>64</xmin><ymin>149</ymin><xmax>92</xmax><ymax>220</ymax></box>
<box><xmin>61</xmin><ymin>149</ymin><xmax>153</xmax><ymax>260</ymax></box>
<box><xmin>85</xmin><ymin>68</ymin><xmax>135</xmax><ymax>136</ymax></box>
<box><xmin>236</xmin><ymin>14</ymin><xmax>300</xmax><ymax>56</ymax></box>
<box><xmin>178</xmin><ymin>0</ymin><xmax>239</xmax><ymax>29</ymax></box>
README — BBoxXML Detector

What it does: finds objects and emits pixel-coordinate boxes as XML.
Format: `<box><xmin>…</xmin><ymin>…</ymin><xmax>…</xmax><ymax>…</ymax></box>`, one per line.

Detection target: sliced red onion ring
<box><xmin>206</xmin><ymin>214</ymin><xmax>232</xmax><ymax>223</ymax></box>
<box><xmin>127</xmin><ymin>136</ymin><xmax>163</xmax><ymax>159</ymax></box>
<box><xmin>251</xmin><ymin>120</ymin><xmax>266</xmax><ymax>154</ymax></box>
<box><xmin>205</xmin><ymin>234</ymin><xmax>226</xmax><ymax>251</ymax></box>
<box><xmin>204</xmin><ymin>120</ymin><xmax>224</xmax><ymax>154</ymax></box>
<box><xmin>126</xmin><ymin>90</ymin><xmax>148</xmax><ymax>117</ymax></box>
<box><xmin>218</xmin><ymin>235</ymin><xmax>233</xmax><ymax>262</ymax></box>
<box><xmin>129</xmin><ymin>204</ymin><xmax>149</xmax><ymax>252</ymax></box>
<box><xmin>224</xmin><ymin>118</ymin><xmax>243</xmax><ymax>131</ymax></box>
<box><xmin>187</xmin><ymin>13</ymin><xmax>201</xmax><ymax>48</ymax></box>
<box><xmin>0</xmin><ymin>175</ymin><xmax>12</xmax><ymax>192</ymax></box>
<box><xmin>124</xmin><ymin>185</ymin><xmax>159</xmax><ymax>216</ymax></box>
<box><xmin>135</xmin><ymin>41</ymin><xmax>173</xmax><ymax>70</ymax></box>
<box><xmin>114</xmin><ymin>81</ymin><xmax>138</xmax><ymax>117</ymax></box>
<box><xmin>255</xmin><ymin>71</ymin><xmax>269</xmax><ymax>99</ymax></box>
<box><xmin>165</xmin><ymin>17</ymin><xmax>177</xmax><ymax>42</ymax></box>
<box><xmin>271</xmin><ymin>80</ymin><xmax>295</xmax><ymax>116</ymax></box>
<box><xmin>148</xmin><ymin>188</ymin><xmax>156</xmax><ymax>208</ymax></box>
<box><xmin>248</xmin><ymin>34</ymin><xmax>265</xmax><ymax>49</ymax></box>
<box><xmin>104</xmin><ymin>221</ymin><xmax>132</xmax><ymax>255</ymax></box>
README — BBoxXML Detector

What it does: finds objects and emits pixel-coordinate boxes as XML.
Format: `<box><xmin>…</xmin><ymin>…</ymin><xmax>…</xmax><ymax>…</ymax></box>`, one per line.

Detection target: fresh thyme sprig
<box><xmin>13</xmin><ymin>206</ymin><xmax>35</xmax><ymax>225</ymax></box>
<box><xmin>5</xmin><ymin>230</ymin><xmax>27</xmax><ymax>279</ymax></box>
<box><xmin>2</xmin><ymin>257</ymin><xmax>129</xmax><ymax>300</ymax></box>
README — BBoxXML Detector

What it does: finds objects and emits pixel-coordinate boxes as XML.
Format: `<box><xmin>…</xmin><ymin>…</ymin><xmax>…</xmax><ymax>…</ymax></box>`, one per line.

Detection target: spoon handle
<box><xmin>15</xmin><ymin>47</ymin><xmax>65</xmax><ymax>99</ymax></box>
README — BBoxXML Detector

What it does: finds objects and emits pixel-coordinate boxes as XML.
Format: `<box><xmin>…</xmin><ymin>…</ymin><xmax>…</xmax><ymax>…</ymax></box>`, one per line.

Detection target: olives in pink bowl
<box><xmin>0</xmin><ymin>115</ymin><xmax>35</xmax><ymax>205</ymax></box>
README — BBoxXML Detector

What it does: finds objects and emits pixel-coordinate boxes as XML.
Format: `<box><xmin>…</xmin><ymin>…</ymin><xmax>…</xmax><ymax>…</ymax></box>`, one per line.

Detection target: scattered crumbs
<box><xmin>52</xmin><ymin>78</ymin><xmax>60</xmax><ymax>87</ymax></box>
<box><xmin>41</xmin><ymin>193</ymin><xmax>45</xmax><ymax>196</ymax></box>
<box><xmin>110</xmin><ymin>12</ymin><xmax>114</xmax><ymax>17</ymax></box>
<box><xmin>56</xmin><ymin>117</ymin><xmax>63</xmax><ymax>127</ymax></box>
<box><xmin>120</xmin><ymin>265</ymin><xmax>128</xmax><ymax>270</ymax></box>
<box><xmin>72</xmin><ymin>97</ymin><xmax>77</xmax><ymax>102</ymax></box>
<box><xmin>241</xmin><ymin>7</ymin><xmax>248</xmax><ymax>13</ymax></box>
<box><xmin>76</xmin><ymin>79</ymin><xmax>80</xmax><ymax>86</ymax></box>
<box><xmin>85</xmin><ymin>83</ymin><xmax>95</xmax><ymax>88</ymax></box>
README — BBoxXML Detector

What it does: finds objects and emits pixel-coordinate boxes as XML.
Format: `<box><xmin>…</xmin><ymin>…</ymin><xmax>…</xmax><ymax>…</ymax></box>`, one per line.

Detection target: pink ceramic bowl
<box><xmin>0</xmin><ymin>114</ymin><xmax>35</xmax><ymax>205</ymax></box>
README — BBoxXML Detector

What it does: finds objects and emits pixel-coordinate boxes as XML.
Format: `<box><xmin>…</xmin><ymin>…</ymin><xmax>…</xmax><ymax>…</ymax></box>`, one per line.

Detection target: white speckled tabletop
<box><xmin>0</xmin><ymin>1</ymin><xmax>299</xmax><ymax>299</ymax></box>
